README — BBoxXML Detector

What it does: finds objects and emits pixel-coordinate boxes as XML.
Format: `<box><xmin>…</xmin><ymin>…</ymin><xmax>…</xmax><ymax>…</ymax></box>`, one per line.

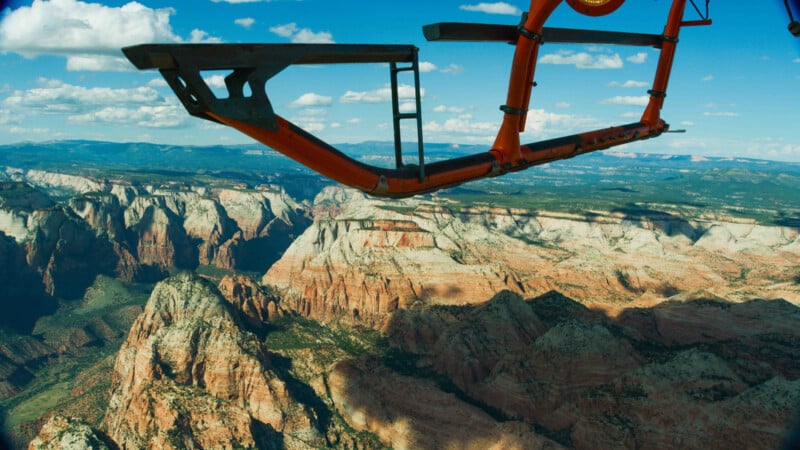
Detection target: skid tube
<box><xmin>123</xmin><ymin>0</ymin><xmax>701</xmax><ymax>198</ymax></box>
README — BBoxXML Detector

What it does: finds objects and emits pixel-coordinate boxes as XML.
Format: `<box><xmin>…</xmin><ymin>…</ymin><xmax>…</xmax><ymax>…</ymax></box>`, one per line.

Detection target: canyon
<box><xmin>1</xmin><ymin>162</ymin><xmax>799</xmax><ymax>449</ymax></box>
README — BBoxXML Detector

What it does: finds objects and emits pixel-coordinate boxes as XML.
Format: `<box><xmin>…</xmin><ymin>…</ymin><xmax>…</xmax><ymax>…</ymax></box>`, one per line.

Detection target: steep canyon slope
<box><xmin>6</xmin><ymin>163</ymin><xmax>800</xmax><ymax>449</ymax></box>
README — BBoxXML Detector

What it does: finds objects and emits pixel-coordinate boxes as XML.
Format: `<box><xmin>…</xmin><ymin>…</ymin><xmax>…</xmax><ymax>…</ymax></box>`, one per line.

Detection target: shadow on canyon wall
<box><xmin>332</xmin><ymin>290</ymin><xmax>800</xmax><ymax>449</ymax></box>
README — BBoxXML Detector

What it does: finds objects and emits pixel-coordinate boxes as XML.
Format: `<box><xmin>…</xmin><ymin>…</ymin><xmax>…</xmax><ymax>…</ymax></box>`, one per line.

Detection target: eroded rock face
<box><xmin>383</xmin><ymin>290</ymin><xmax>800</xmax><ymax>450</ymax></box>
<box><xmin>0</xmin><ymin>172</ymin><xmax>312</xmax><ymax>302</ymax></box>
<box><xmin>103</xmin><ymin>272</ymin><xmax>323</xmax><ymax>449</ymax></box>
<box><xmin>218</xmin><ymin>275</ymin><xmax>284</xmax><ymax>328</ymax></box>
<box><xmin>28</xmin><ymin>415</ymin><xmax>110</xmax><ymax>450</ymax></box>
<box><xmin>264</xmin><ymin>189</ymin><xmax>528</xmax><ymax>325</ymax></box>
<box><xmin>264</xmin><ymin>187</ymin><xmax>800</xmax><ymax>326</ymax></box>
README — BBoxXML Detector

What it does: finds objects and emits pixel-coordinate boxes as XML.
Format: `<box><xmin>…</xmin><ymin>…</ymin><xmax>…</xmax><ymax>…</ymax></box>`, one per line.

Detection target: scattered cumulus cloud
<box><xmin>69</xmin><ymin>103</ymin><xmax>186</xmax><ymax>128</ymax></box>
<box><xmin>340</xmin><ymin>84</ymin><xmax>423</xmax><ymax>103</ymax></box>
<box><xmin>0</xmin><ymin>0</ymin><xmax>220</xmax><ymax>71</ymax></box>
<box><xmin>680</xmin><ymin>120</ymin><xmax>695</xmax><ymax>126</ymax></box>
<box><xmin>269</xmin><ymin>22</ymin><xmax>333</xmax><ymax>43</ymax></box>
<box><xmin>419</xmin><ymin>61</ymin><xmax>438</xmax><ymax>73</ymax></box>
<box><xmin>522</xmin><ymin>108</ymin><xmax>603</xmax><ymax>138</ymax></box>
<box><xmin>433</xmin><ymin>105</ymin><xmax>466</xmax><ymax>113</ymax></box>
<box><xmin>626</xmin><ymin>52</ymin><xmax>648</xmax><ymax>64</ymax></box>
<box><xmin>703</xmin><ymin>111</ymin><xmax>739</xmax><ymax>117</ymax></box>
<box><xmin>439</xmin><ymin>64</ymin><xmax>464</xmax><ymax>75</ymax></box>
<box><xmin>147</xmin><ymin>78</ymin><xmax>168</xmax><ymax>88</ymax></box>
<box><xmin>289</xmin><ymin>92</ymin><xmax>333</xmax><ymax>108</ymax></box>
<box><xmin>540</xmin><ymin>50</ymin><xmax>623</xmax><ymax>69</ymax></box>
<box><xmin>554</xmin><ymin>102</ymin><xmax>570</xmax><ymax>108</ymax></box>
<box><xmin>204</xmin><ymin>75</ymin><xmax>227</xmax><ymax>90</ymax></box>
<box><xmin>608</xmin><ymin>80</ymin><xmax>648</xmax><ymax>88</ymax></box>
<box><xmin>702</xmin><ymin>74</ymin><xmax>714</xmax><ymax>81</ymax></box>
<box><xmin>601</xmin><ymin>95</ymin><xmax>649</xmax><ymax>106</ymax></box>
<box><xmin>459</xmin><ymin>2</ymin><xmax>522</xmax><ymax>15</ymax></box>
<box><xmin>234</xmin><ymin>17</ymin><xmax>255</xmax><ymax>29</ymax></box>
<box><xmin>4</xmin><ymin>78</ymin><xmax>162</xmax><ymax>113</ymax></box>
<box><xmin>399</xmin><ymin>102</ymin><xmax>417</xmax><ymax>113</ymax></box>
<box><xmin>2</xmin><ymin>77</ymin><xmax>187</xmax><ymax>128</ymax></box>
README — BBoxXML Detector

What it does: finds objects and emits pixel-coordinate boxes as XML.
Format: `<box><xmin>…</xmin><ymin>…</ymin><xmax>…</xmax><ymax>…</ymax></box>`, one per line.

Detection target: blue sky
<box><xmin>0</xmin><ymin>0</ymin><xmax>798</xmax><ymax>161</ymax></box>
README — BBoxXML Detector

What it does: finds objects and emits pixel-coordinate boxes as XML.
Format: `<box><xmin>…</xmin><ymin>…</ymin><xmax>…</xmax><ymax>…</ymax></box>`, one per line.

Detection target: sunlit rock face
<box><xmin>264</xmin><ymin>188</ymin><xmax>529</xmax><ymax>325</ymax></box>
<box><xmin>104</xmin><ymin>272</ymin><xmax>323</xmax><ymax>449</ymax></box>
<box><xmin>28</xmin><ymin>415</ymin><xmax>111</xmax><ymax>450</ymax></box>
<box><xmin>264</xmin><ymin>187</ymin><xmax>800</xmax><ymax>325</ymax></box>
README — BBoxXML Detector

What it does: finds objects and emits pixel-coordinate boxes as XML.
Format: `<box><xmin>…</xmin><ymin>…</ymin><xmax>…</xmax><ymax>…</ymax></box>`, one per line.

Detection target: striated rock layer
<box><xmin>264</xmin><ymin>187</ymin><xmax>800</xmax><ymax>325</ymax></box>
<box><xmin>103</xmin><ymin>272</ymin><xmax>324</xmax><ymax>449</ymax></box>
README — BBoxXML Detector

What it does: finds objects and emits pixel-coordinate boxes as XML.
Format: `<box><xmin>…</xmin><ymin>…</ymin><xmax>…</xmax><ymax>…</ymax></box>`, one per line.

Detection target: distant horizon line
<box><xmin>3</xmin><ymin>138</ymin><xmax>799</xmax><ymax>166</ymax></box>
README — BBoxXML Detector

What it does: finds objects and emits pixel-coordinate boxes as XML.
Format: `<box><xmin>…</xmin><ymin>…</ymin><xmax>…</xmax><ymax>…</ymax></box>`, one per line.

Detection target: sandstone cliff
<box><xmin>0</xmin><ymin>170</ymin><xmax>311</xmax><ymax>318</ymax></box>
<box><xmin>103</xmin><ymin>272</ymin><xmax>324</xmax><ymax>449</ymax></box>
<box><xmin>264</xmin><ymin>187</ymin><xmax>800</xmax><ymax>324</ymax></box>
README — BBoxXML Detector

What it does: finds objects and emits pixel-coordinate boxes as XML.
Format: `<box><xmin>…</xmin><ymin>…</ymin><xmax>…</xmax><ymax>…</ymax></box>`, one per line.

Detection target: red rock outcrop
<box><xmin>218</xmin><ymin>274</ymin><xmax>284</xmax><ymax>328</ymax></box>
<box><xmin>264</xmin><ymin>187</ymin><xmax>800</xmax><ymax>326</ymax></box>
<box><xmin>103</xmin><ymin>272</ymin><xmax>324</xmax><ymax>449</ymax></box>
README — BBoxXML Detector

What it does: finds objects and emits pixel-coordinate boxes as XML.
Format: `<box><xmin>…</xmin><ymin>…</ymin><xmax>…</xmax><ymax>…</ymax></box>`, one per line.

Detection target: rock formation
<box><xmin>28</xmin><ymin>416</ymin><xmax>111</xmax><ymax>450</ymax></box>
<box><xmin>264</xmin><ymin>187</ymin><xmax>800</xmax><ymax>325</ymax></box>
<box><xmin>382</xmin><ymin>290</ymin><xmax>800</xmax><ymax>449</ymax></box>
<box><xmin>103</xmin><ymin>272</ymin><xmax>324</xmax><ymax>449</ymax></box>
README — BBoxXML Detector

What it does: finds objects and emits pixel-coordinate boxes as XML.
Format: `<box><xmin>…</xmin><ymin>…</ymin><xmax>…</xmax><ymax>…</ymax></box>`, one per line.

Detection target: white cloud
<box><xmin>0</xmin><ymin>109</ymin><xmax>18</xmax><ymax>125</ymax></box>
<box><xmin>433</xmin><ymin>105</ymin><xmax>466</xmax><ymax>113</ymax></box>
<box><xmin>522</xmin><ymin>108</ymin><xmax>603</xmax><ymax>138</ymax></box>
<box><xmin>269</xmin><ymin>22</ymin><xmax>333</xmax><ymax>43</ymax></box>
<box><xmin>292</xmin><ymin>116</ymin><xmax>326</xmax><ymax>132</ymax></box>
<box><xmin>0</xmin><ymin>0</ymin><xmax>219</xmax><ymax>71</ymax></box>
<box><xmin>554</xmin><ymin>102</ymin><xmax>570</xmax><ymax>108</ymax></box>
<box><xmin>1</xmin><ymin>77</ymin><xmax>188</xmax><ymax>128</ymax></box>
<box><xmin>289</xmin><ymin>92</ymin><xmax>332</xmax><ymax>108</ymax></box>
<box><xmin>608</xmin><ymin>80</ymin><xmax>648</xmax><ymax>88</ymax></box>
<box><xmin>65</xmin><ymin>55</ymin><xmax>133</xmax><ymax>72</ymax></box>
<box><xmin>794</xmin><ymin>58</ymin><xmax>800</xmax><ymax>63</ymax></box>
<box><xmin>459</xmin><ymin>2</ymin><xmax>522</xmax><ymax>15</ymax></box>
<box><xmin>234</xmin><ymin>17</ymin><xmax>255</xmax><ymax>28</ymax></box>
<box><xmin>424</xmin><ymin>116</ymin><xmax>497</xmax><ymax>135</ymax></box>
<box><xmin>4</xmin><ymin>78</ymin><xmax>163</xmax><ymax>113</ymax></box>
<box><xmin>204</xmin><ymin>75</ymin><xmax>227</xmax><ymax>89</ymax></box>
<box><xmin>346</xmin><ymin>118</ymin><xmax>361</xmax><ymax>124</ymax></box>
<box><xmin>399</xmin><ymin>102</ymin><xmax>417</xmax><ymax>113</ymax></box>
<box><xmin>439</xmin><ymin>64</ymin><xmax>464</xmax><ymax>75</ymax></box>
<box><xmin>601</xmin><ymin>95</ymin><xmax>649</xmax><ymax>106</ymax></box>
<box><xmin>703</xmin><ymin>111</ymin><xmax>739</xmax><ymax>117</ymax></box>
<box><xmin>419</xmin><ymin>61</ymin><xmax>438</xmax><ymax>73</ymax></box>
<box><xmin>340</xmin><ymin>84</ymin><xmax>424</xmax><ymax>103</ymax></box>
<box><xmin>540</xmin><ymin>50</ymin><xmax>623</xmax><ymax>69</ymax></box>
<box><xmin>626</xmin><ymin>52</ymin><xmax>648</xmax><ymax>64</ymax></box>
<box><xmin>189</xmin><ymin>29</ymin><xmax>221</xmax><ymax>44</ymax></box>
<box><xmin>680</xmin><ymin>120</ymin><xmax>695</xmax><ymax>126</ymax></box>
<box><xmin>147</xmin><ymin>78</ymin><xmax>168</xmax><ymax>87</ymax></box>
<box><xmin>702</xmin><ymin>74</ymin><xmax>714</xmax><ymax>81</ymax></box>
<box><xmin>69</xmin><ymin>103</ymin><xmax>186</xmax><ymax>128</ymax></box>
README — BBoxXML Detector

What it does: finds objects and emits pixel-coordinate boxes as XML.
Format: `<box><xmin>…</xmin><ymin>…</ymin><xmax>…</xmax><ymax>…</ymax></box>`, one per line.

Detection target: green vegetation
<box><xmin>0</xmin><ymin>276</ymin><xmax>154</xmax><ymax>446</ymax></box>
<box><xmin>443</xmin><ymin>166</ymin><xmax>800</xmax><ymax>226</ymax></box>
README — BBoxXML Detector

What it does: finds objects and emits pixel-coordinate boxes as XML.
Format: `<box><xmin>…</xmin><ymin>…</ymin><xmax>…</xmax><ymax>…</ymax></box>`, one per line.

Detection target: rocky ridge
<box><xmin>103</xmin><ymin>272</ymin><xmax>324</xmax><ymax>449</ymax></box>
<box><xmin>265</xmin><ymin>187</ymin><xmax>800</xmax><ymax>325</ymax></box>
<box><xmin>0</xmin><ymin>169</ymin><xmax>310</xmax><ymax>331</ymax></box>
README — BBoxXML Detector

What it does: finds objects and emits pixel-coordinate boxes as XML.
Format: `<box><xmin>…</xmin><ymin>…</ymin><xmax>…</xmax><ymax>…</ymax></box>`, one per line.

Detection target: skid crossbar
<box><xmin>123</xmin><ymin>0</ymin><xmax>702</xmax><ymax>198</ymax></box>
